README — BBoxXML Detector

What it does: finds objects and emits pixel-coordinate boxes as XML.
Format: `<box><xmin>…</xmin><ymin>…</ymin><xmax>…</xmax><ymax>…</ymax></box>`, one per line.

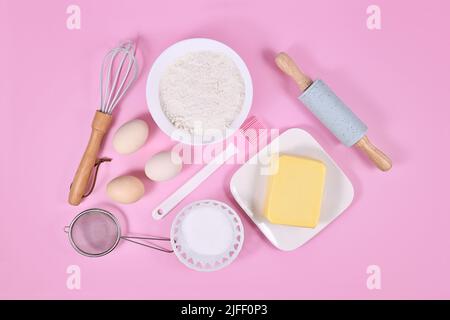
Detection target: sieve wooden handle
<box><xmin>275</xmin><ymin>52</ymin><xmax>313</xmax><ymax>92</ymax></box>
<box><xmin>355</xmin><ymin>135</ymin><xmax>392</xmax><ymax>171</ymax></box>
<box><xmin>68</xmin><ymin>111</ymin><xmax>113</xmax><ymax>205</ymax></box>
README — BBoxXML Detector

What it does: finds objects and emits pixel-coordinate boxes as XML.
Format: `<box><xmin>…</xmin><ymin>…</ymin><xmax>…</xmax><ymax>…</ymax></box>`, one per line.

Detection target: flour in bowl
<box><xmin>159</xmin><ymin>51</ymin><xmax>245</xmax><ymax>134</ymax></box>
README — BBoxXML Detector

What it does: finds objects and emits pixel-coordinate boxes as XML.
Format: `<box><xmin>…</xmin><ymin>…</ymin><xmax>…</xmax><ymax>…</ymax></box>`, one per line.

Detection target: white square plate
<box><xmin>230</xmin><ymin>128</ymin><xmax>354</xmax><ymax>251</ymax></box>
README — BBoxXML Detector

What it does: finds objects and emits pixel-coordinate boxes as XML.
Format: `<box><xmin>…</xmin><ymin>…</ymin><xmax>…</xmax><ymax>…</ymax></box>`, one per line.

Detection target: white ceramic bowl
<box><xmin>146</xmin><ymin>38</ymin><xmax>253</xmax><ymax>145</ymax></box>
<box><xmin>170</xmin><ymin>200</ymin><xmax>244</xmax><ymax>272</ymax></box>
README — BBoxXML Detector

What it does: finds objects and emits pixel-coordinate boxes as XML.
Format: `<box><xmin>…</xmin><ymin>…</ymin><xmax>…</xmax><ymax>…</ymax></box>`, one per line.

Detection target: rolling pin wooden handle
<box><xmin>275</xmin><ymin>52</ymin><xmax>313</xmax><ymax>92</ymax></box>
<box><xmin>355</xmin><ymin>135</ymin><xmax>392</xmax><ymax>172</ymax></box>
<box><xmin>68</xmin><ymin>111</ymin><xmax>113</xmax><ymax>206</ymax></box>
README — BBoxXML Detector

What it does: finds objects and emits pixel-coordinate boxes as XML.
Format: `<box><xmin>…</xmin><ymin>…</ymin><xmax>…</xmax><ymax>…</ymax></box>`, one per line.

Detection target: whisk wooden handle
<box><xmin>68</xmin><ymin>111</ymin><xmax>112</xmax><ymax>206</ymax></box>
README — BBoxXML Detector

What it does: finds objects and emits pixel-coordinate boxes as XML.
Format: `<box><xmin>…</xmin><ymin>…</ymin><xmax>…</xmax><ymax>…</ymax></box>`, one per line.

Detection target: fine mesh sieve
<box><xmin>65</xmin><ymin>208</ymin><xmax>172</xmax><ymax>257</ymax></box>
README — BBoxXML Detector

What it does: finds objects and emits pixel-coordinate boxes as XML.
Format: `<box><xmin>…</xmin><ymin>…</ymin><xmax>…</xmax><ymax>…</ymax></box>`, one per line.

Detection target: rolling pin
<box><xmin>275</xmin><ymin>52</ymin><xmax>392</xmax><ymax>171</ymax></box>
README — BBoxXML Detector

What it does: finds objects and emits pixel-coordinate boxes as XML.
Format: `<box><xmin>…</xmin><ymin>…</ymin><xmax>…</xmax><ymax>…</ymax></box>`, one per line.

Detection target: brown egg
<box><xmin>112</xmin><ymin>119</ymin><xmax>149</xmax><ymax>154</ymax></box>
<box><xmin>106</xmin><ymin>175</ymin><xmax>145</xmax><ymax>204</ymax></box>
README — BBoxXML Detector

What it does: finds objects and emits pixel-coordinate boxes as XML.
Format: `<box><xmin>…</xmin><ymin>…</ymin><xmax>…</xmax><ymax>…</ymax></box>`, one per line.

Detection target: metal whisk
<box><xmin>100</xmin><ymin>41</ymin><xmax>138</xmax><ymax>114</ymax></box>
<box><xmin>68</xmin><ymin>41</ymin><xmax>139</xmax><ymax>206</ymax></box>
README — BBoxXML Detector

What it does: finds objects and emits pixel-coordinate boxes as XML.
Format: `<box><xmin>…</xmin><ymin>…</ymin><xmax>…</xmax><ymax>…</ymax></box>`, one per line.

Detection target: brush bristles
<box><xmin>239</xmin><ymin>116</ymin><xmax>267</xmax><ymax>147</ymax></box>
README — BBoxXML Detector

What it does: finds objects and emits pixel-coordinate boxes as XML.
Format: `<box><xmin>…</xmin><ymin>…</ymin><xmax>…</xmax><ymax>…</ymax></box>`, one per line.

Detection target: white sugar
<box><xmin>181</xmin><ymin>205</ymin><xmax>233</xmax><ymax>255</ymax></box>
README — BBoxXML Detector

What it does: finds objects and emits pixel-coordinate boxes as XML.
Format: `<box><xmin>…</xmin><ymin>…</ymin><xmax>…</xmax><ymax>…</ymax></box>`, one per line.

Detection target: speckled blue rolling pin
<box><xmin>275</xmin><ymin>52</ymin><xmax>392</xmax><ymax>171</ymax></box>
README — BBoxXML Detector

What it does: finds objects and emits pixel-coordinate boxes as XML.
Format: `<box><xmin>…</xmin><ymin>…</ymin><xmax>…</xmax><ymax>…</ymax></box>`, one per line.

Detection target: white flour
<box><xmin>159</xmin><ymin>51</ymin><xmax>245</xmax><ymax>134</ymax></box>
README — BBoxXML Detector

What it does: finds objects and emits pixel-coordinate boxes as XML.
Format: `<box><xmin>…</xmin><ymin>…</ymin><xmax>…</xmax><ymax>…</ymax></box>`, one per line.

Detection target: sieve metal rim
<box><xmin>65</xmin><ymin>208</ymin><xmax>122</xmax><ymax>258</ymax></box>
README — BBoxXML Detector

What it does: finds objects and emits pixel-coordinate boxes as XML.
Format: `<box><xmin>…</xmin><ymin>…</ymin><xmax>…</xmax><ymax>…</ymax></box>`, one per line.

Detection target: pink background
<box><xmin>1</xmin><ymin>0</ymin><xmax>449</xmax><ymax>299</ymax></box>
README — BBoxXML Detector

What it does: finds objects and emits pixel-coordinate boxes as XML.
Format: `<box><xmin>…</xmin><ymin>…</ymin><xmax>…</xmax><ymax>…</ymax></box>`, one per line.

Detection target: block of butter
<box><xmin>264</xmin><ymin>155</ymin><xmax>326</xmax><ymax>228</ymax></box>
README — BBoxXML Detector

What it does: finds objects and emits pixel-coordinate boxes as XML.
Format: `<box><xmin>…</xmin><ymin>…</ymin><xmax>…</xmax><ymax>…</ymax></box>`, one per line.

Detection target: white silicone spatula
<box><xmin>152</xmin><ymin>144</ymin><xmax>237</xmax><ymax>220</ymax></box>
<box><xmin>152</xmin><ymin>116</ymin><xmax>265</xmax><ymax>220</ymax></box>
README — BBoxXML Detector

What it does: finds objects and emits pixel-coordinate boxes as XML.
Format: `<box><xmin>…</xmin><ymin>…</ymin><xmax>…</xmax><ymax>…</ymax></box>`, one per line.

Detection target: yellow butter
<box><xmin>264</xmin><ymin>155</ymin><xmax>326</xmax><ymax>228</ymax></box>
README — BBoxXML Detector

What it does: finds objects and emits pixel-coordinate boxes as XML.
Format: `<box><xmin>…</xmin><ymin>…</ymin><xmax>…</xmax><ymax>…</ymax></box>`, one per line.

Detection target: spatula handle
<box><xmin>152</xmin><ymin>144</ymin><xmax>238</xmax><ymax>220</ymax></box>
<box><xmin>355</xmin><ymin>135</ymin><xmax>392</xmax><ymax>171</ymax></box>
<box><xmin>68</xmin><ymin>111</ymin><xmax>113</xmax><ymax>205</ymax></box>
<box><xmin>275</xmin><ymin>52</ymin><xmax>313</xmax><ymax>92</ymax></box>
